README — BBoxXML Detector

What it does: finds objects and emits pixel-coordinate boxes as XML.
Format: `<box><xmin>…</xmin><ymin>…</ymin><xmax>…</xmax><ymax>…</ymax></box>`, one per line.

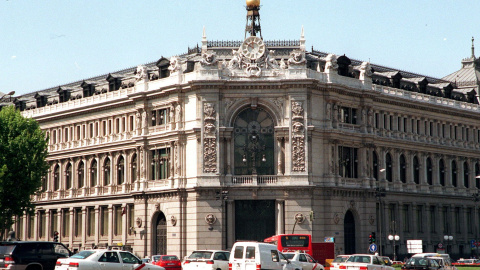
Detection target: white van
<box><xmin>229</xmin><ymin>242</ymin><xmax>300</xmax><ymax>270</ymax></box>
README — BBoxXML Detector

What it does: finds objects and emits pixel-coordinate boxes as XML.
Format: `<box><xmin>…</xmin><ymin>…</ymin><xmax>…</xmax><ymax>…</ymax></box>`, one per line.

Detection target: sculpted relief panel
<box><xmin>203</xmin><ymin>103</ymin><xmax>217</xmax><ymax>173</ymax></box>
<box><xmin>291</xmin><ymin>101</ymin><xmax>306</xmax><ymax>172</ymax></box>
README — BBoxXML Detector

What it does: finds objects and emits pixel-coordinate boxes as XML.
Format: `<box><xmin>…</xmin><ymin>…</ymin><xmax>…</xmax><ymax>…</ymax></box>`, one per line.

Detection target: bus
<box><xmin>264</xmin><ymin>234</ymin><xmax>312</xmax><ymax>255</ymax></box>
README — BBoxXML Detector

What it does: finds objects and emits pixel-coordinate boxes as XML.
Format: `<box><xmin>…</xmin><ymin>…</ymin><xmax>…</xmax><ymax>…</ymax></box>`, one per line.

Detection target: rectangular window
<box><xmin>430</xmin><ymin>206</ymin><xmax>436</xmax><ymax>232</ymax></box>
<box><xmin>389</xmin><ymin>115</ymin><xmax>393</xmax><ymax>130</ymax></box>
<box><xmin>429</xmin><ymin>122</ymin><xmax>433</xmax><ymax>136</ymax></box>
<box><xmin>88</xmin><ymin>208</ymin><xmax>95</xmax><ymax>237</ymax></box>
<box><xmin>27</xmin><ymin>214</ymin><xmax>34</xmax><ymax>239</ymax></box>
<box><xmin>101</xmin><ymin>207</ymin><xmax>108</xmax><ymax>236</ymax></box>
<box><xmin>397</xmin><ymin>116</ymin><xmax>401</xmax><ymax>131</ymax></box>
<box><xmin>388</xmin><ymin>204</ymin><xmax>396</xmax><ymax>224</ymax></box>
<box><xmin>115</xmin><ymin>118</ymin><xmax>120</xmax><ymax>133</ymax></box>
<box><xmin>50</xmin><ymin>210</ymin><xmax>57</xmax><ymax>236</ymax></box>
<box><xmin>151</xmin><ymin>148</ymin><xmax>170</xmax><ymax>180</ymax></box>
<box><xmin>455</xmin><ymin>207</ymin><xmax>460</xmax><ymax>233</ymax></box>
<box><xmin>62</xmin><ymin>210</ymin><xmax>70</xmax><ymax>237</ymax></box>
<box><xmin>39</xmin><ymin>211</ymin><xmax>46</xmax><ymax>239</ymax></box>
<box><xmin>17</xmin><ymin>216</ymin><xmax>24</xmax><ymax>240</ymax></box>
<box><xmin>152</xmin><ymin>108</ymin><xmax>169</xmax><ymax>126</ymax></box>
<box><xmin>75</xmin><ymin>208</ymin><xmax>82</xmax><ymax>237</ymax></box>
<box><xmin>129</xmin><ymin>116</ymin><xmax>134</xmax><ymax>131</ymax></box>
<box><xmin>442</xmin><ymin>206</ymin><xmax>448</xmax><ymax>233</ymax></box>
<box><xmin>467</xmin><ymin>208</ymin><xmax>473</xmax><ymax>234</ymax></box>
<box><xmin>402</xmin><ymin>205</ymin><xmax>409</xmax><ymax>232</ymax></box>
<box><xmin>102</xmin><ymin>121</ymin><xmax>106</xmax><ymax>136</ymax></box>
<box><xmin>416</xmin><ymin>206</ymin><xmax>423</xmax><ymax>233</ymax></box>
<box><xmin>375</xmin><ymin>113</ymin><xmax>379</xmax><ymax>129</ymax></box>
<box><xmin>114</xmin><ymin>206</ymin><xmax>122</xmax><ymax>236</ymax></box>
<box><xmin>338</xmin><ymin>146</ymin><xmax>358</xmax><ymax>178</ymax></box>
<box><xmin>128</xmin><ymin>205</ymin><xmax>135</xmax><ymax>235</ymax></box>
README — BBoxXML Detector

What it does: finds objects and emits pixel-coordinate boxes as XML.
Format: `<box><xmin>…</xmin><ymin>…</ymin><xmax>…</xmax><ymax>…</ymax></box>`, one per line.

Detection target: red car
<box><xmin>152</xmin><ymin>255</ymin><xmax>182</xmax><ymax>270</ymax></box>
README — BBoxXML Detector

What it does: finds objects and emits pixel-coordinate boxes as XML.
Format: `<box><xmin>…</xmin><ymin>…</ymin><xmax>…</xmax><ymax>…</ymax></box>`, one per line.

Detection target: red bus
<box><xmin>264</xmin><ymin>234</ymin><xmax>312</xmax><ymax>255</ymax></box>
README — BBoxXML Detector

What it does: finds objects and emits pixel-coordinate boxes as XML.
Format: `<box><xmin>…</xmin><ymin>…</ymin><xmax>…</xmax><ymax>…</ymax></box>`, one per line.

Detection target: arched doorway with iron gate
<box><xmin>152</xmin><ymin>212</ymin><xmax>167</xmax><ymax>255</ymax></box>
<box><xmin>344</xmin><ymin>210</ymin><xmax>356</xmax><ymax>254</ymax></box>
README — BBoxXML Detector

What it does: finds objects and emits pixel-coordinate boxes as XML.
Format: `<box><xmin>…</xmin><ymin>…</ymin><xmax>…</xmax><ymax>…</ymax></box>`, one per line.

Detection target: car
<box><xmin>183</xmin><ymin>250</ymin><xmax>230</xmax><ymax>270</ymax></box>
<box><xmin>0</xmin><ymin>241</ymin><xmax>72</xmax><ymax>270</ymax></box>
<box><xmin>401</xmin><ymin>257</ymin><xmax>441</xmax><ymax>270</ymax></box>
<box><xmin>381</xmin><ymin>256</ymin><xmax>393</xmax><ymax>266</ymax></box>
<box><xmin>340</xmin><ymin>254</ymin><xmax>395</xmax><ymax>270</ymax></box>
<box><xmin>329</xmin><ymin>255</ymin><xmax>350</xmax><ymax>270</ymax></box>
<box><xmin>283</xmin><ymin>252</ymin><xmax>325</xmax><ymax>270</ymax></box>
<box><xmin>55</xmin><ymin>249</ymin><xmax>165</xmax><ymax>270</ymax></box>
<box><xmin>152</xmin><ymin>255</ymin><xmax>181</xmax><ymax>270</ymax></box>
<box><xmin>229</xmin><ymin>242</ymin><xmax>299</xmax><ymax>270</ymax></box>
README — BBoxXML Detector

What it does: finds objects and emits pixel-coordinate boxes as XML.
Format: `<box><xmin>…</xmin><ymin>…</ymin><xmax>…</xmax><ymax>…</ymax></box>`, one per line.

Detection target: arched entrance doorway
<box><xmin>153</xmin><ymin>212</ymin><xmax>167</xmax><ymax>255</ymax></box>
<box><xmin>344</xmin><ymin>210</ymin><xmax>356</xmax><ymax>254</ymax></box>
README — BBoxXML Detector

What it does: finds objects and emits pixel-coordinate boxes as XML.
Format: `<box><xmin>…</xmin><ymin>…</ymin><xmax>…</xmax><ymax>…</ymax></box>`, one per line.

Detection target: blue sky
<box><xmin>2</xmin><ymin>0</ymin><xmax>480</xmax><ymax>96</ymax></box>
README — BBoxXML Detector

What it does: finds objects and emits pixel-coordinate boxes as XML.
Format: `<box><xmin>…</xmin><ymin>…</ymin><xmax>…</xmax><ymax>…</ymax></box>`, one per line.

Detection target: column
<box><xmin>122</xmin><ymin>204</ymin><xmax>127</xmax><ymax>247</ymax></box>
<box><xmin>81</xmin><ymin>206</ymin><xmax>87</xmax><ymax>249</ymax></box>
<box><xmin>277</xmin><ymin>137</ymin><xmax>283</xmax><ymax>175</ymax></box>
<box><xmin>46</xmin><ymin>210</ymin><xmax>51</xmax><ymax>241</ymax></box>
<box><xmin>108</xmin><ymin>204</ymin><xmax>113</xmax><ymax>246</ymax></box>
<box><xmin>94</xmin><ymin>206</ymin><xmax>100</xmax><ymax>246</ymax></box>
<box><xmin>276</xmin><ymin>200</ymin><xmax>285</xmax><ymax>235</ymax></box>
<box><xmin>226</xmin><ymin>201</ymin><xmax>234</xmax><ymax>248</ymax></box>
<box><xmin>69</xmin><ymin>207</ymin><xmax>74</xmax><ymax>248</ymax></box>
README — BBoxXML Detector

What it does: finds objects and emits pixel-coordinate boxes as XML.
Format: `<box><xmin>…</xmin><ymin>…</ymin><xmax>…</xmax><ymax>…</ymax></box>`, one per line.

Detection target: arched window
<box><xmin>234</xmin><ymin>107</ymin><xmax>275</xmax><ymax>175</ymax></box>
<box><xmin>400</xmin><ymin>154</ymin><xmax>407</xmax><ymax>183</ymax></box>
<box><xmin>103</xmin><ymin>158</ymin><xmax>111</xmax><ymax>186</ymax></box>
<box><xmin>464</xmin><ymin>162</ymin><xmax>469</xmax><ymax>188</ymax></box>
<box><xmin>476</xmin><ymin>163</ymin><xmax>480</xmax><ymax>189</ymax></box>
<box><xmin>90</xmin><ymin>160</ymin><xmax>98</xmax><ymax>187</ymax></box>
<box><xmin>53</xmin><ymin>165</ymin><xmax>60</xmax><ymax>191</ymax></box>
<box><xmin>65</xmin><ymin>163</ymin><xmax>72</xmax><ymax>189</ymax></box>
<box><xmin>413</xmin><ymin>156</ymin><xmax>420</xmax><ymax>184</ymax></box>
<box><xmin>451</xmin><ymin>160</ymin><xmax>457</xmax><ymax>187</ymax></box>
<box><xmin>117</xmin><ymin>156</ymin><xmax>125</xmax><ymax>185</ymax></box>
<box><xmin>386</xmin><ymin>153</ymin><xmax>393</xmax><ymax>182</ymax></box>
<box><xmin>77</xmin><ymin>161</ymin><xmax>84</xmax><ymax>188</ymax></box>
<box><xmin>373</xmin><ymin>151</ymin><xmax>379</xmax><ymax>181</ymax></box>
<box><xmin>439</xmin><ymin>159</ymin><xmax>446</xmax><ymax>186</ymax></box>
<box><xmin>426</xmin><ymin>157</ymin><xmax>433</xmax><ymax>185</ymax></box>
<box><xmin>131</xmin><ymin>154</ymin><xmax>137</xmax><ymax>183</ymax></box>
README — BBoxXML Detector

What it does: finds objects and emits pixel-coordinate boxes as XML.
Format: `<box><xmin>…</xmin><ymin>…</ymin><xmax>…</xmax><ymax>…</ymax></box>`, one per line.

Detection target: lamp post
<box><xmin>473</xmin><ymin>192</ymin><xmax>480</xmax><ymax>257</ymax></box>
<box><xmin>388</xmin><ymin>220</ymin><xmax>399</xmax><ymax>261</ymax></box>
<box><xmin>0</xmin><ymin>91</ymin><xmax>15</xmax><ymax>102</ymax></box>
<box><xmin>444</xmin><ymin>235</ymin><xmax>453</xmax><ymax>254</ymax></box>
<box><xmin>376</xmin><ymin>168</ymin><xmax>387</xmax><ymax>256</ymax></box>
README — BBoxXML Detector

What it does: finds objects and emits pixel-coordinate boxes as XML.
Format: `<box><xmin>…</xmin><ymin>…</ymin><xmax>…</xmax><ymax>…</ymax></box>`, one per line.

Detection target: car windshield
<box><xmin>162</xmin><ymin>256</ymin><xmax>179</xmax><ymax>261</ymax></box>
<box><xmin>189</xmin><ymin>251</ymin><xmax>213</xmax><ymax>260</ymax></box>
<box><xmin>152</xmin><ymin>256</ymin><xmax>161</xmax><ymax>262</ymax></box>
<box><xmin>70</xmin><ymin>250</ymin><xmax>96</xmax><ymax>259</ymax></box>
<box><xmin>406</xmin><ymin>258</ymin><xmax>429</xmax><ymax>266</ymax></box>
<box><xmin>333</xmin><ymin>257</ymin><xmax>348</xmax><ymax>263</ymax></box>
<box><xmin>347</xmin><ymin>256</ymin><xmax>371</xmax><ymax>263</ymax></box>
<box><xmin>283</xmin><ymin>254</ymin><xmax>295</xmax><ymax>260</ymax></box>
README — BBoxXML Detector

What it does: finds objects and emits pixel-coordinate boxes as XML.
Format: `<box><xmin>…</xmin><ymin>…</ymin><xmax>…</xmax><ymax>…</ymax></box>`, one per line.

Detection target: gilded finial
<box><xmin>246</xmin><ymin>0</ymin><xmax>260</xmax><ymax>8</ymax></box>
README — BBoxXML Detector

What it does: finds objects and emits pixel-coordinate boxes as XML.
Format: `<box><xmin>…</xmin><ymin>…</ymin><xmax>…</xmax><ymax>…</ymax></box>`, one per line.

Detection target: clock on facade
<box><xmin>241</xmin><ymin>36</ymin><xmax>266</xmax><ymax>60</ymax></box>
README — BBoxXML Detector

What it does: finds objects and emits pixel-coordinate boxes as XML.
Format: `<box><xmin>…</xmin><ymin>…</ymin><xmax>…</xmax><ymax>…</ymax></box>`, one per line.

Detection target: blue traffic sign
<box><xmin>369</xmin><ymin>243</ymin><xmax>378</xmax><ymax>253</ymax></box>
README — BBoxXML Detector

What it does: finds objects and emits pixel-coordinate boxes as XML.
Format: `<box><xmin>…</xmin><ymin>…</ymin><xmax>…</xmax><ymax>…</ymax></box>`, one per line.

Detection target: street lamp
<box><xmin>444</xmin><ymin>235</ymin><xmax>453</xmax><ymax>254</ymax></box>
<box><xmin>388</xmin><ymin>234</ymin><xmax>400</xmax><ymax>261</ymax></box>
<box><xmin>0</xmin><ymin>91</ymin><xmax>15</xmax><ymax>102</ymax></box>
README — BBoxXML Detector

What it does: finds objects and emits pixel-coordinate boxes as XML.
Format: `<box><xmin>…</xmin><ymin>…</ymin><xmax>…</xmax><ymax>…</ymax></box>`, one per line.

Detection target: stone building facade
<box><xmin>3</xmin><ymin>5</ymin><xmax>480</xmax><ymax>261</ymax></box>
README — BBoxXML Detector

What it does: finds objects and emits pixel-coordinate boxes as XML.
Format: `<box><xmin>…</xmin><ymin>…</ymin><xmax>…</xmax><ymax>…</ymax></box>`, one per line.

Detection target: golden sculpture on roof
<box><xmin>246</xmin><ymin>0</ymin><xmax>260</xmax><ymax>8</ymax></box>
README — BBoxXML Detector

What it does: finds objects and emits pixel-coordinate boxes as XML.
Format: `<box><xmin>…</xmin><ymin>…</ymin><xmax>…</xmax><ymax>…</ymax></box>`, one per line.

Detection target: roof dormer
<box><xmin>34</xmin><ymin>92</ymin><xmax>49</xmax><ymax>108</ymax></box>
<box><xmin>81</xmin><ymin>81</ymin><xmax>96</xmax><ymax>98</ymax></box>
<box><xmin>156</xmin><ymin>57</ymin><xmax>171</xmax><ymax>79</ymax></box>
<box><xmin>106</xmin><ymin>74</ymin><xmax>123</xmax><ymax>92</ymax></box>
<box><xmin>56</xmin><ymin>87</ymin><xmax>71</xmax><ymax>103</ymax></box>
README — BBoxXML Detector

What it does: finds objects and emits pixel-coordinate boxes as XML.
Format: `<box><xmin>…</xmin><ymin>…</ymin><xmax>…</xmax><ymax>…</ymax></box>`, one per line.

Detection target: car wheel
<box><xmin>26</xmin><ymin>265</ymin><xmax>42</xmax><ymax>270</ymax></box>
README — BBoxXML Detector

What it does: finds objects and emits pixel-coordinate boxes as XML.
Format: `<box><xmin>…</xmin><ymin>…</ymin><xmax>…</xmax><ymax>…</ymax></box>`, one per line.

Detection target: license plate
<box><xmin>168</xmin><ymin>263</ymin><xmax>175</xmax><ymax>265</ymax></box>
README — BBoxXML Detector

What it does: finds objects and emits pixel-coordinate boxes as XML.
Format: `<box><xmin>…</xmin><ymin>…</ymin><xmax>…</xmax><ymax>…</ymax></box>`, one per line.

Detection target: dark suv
<box><xmin>0</xmin><ymin>241</ymin><xmax>72</xmax><ymax>270</ymax></box>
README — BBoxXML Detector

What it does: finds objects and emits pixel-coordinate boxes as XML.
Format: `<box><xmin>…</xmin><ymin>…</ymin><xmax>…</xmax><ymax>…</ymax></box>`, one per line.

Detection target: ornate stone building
<box><xmin>4</xmin><ymin>1</ymin><xmax>480</xmax><ymax>260</ymax></box>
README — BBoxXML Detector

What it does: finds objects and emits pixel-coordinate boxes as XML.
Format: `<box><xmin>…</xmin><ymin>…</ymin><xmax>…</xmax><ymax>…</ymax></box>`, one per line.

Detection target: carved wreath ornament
<box><xmin>205</xmin><ymin>214</ymin><xmax>217</xmax><ymax>225</ymax></box>
<box><xmin>294</xmin><ymin>213</ymin><xmax>305</xmax><ymax>224</ymax></box>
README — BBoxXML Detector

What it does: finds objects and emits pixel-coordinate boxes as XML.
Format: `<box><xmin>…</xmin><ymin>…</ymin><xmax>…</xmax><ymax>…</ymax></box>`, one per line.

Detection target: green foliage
<box><xmin>0</xmin><ymin>106</ymin><xmax>49</xmax><ymax>238</ymax></box>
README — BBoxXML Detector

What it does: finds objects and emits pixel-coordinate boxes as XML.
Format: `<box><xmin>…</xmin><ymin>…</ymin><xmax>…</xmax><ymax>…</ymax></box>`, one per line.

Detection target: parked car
<box><xmin>229</xmin><ymin>241</ymin><xmax>299</xmax><ymax>270</ymax></box>
<box><xmin>411</xmin><ymin>253</ymin><xmax>456</xmax><ymax>270</ymax></box>
<box><xmin>402</xmin><ymin>257</ymin><xmax>441</xmax><ymax>270</ymax></box>
<box><xmin>0</xmin><ymin>241</ymin><xmax>72</xmax><ymax>270</ymax></box>
<box><xmin>330</xmin><ymin>255</ymin><xmax>350</xmax><ymax>270</ymax></box>
<box><xmin>183</xmin><ymin>250</ymin><xmax>230</xmax><ymax>270</ymax></box>
<box><xmin>152</xmin><ymin>255</ymin><xmax>181</xmax><ymax>270</ymax></box>
<box><xmin>283</xmin><ymin>252</ymin><xmax>324</xmax><ymax>270</ymax></box>
<box><xmin>55</xmin><ymin>249</ymin><xmax>165</xmax><ymax>270</ymax></box>
<box><xmin>340</xmin><ymin>254</ymin><xmax>395</xmax><ymax>270</ymax></box>
<box><xmin>381</xmin><ymin>256</ymin><xmax>393</xmax><ymax>266</ymax></box>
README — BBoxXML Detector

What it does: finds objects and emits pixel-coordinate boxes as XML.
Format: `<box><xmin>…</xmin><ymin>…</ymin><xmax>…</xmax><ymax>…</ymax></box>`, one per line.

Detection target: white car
<box><xmin>282</xmin><ymin>252</ymin><xmax>324</xmax><ymax>270</ymax></box>
<box><xmin>183</xmin><ymin>250</ymin><xmax>230</xmax><ymax>270</ymax></box>
<box><xmin>340</xmin><ymin>254</ymin><xmax>395</xmax><ymax>270</ymax></box>
<box><xmin>330</xmin><ymin>255</ymin><xmax>350</xmax><ymax>270</ymax></box>
<box><xmin>55</xmin><ymin>249</ymin><xmax>166</xmax><ymax>270</ymax></box>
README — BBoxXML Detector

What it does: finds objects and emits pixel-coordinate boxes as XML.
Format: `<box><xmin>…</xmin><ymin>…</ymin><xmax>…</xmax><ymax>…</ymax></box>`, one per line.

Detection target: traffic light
<box><xmin>369</xmin><ymin>233</ymin><xmax>373</xmax><ymax>244</ymax></box>
<box><xmin>53</xmin><ymin>231</ymin><xmax>59</xmax><ymax>242</ymax></box>
<box><xmin>371</xmin><ymin>232</ymin><xmax>376</xmax><ymax>243</ymax></box>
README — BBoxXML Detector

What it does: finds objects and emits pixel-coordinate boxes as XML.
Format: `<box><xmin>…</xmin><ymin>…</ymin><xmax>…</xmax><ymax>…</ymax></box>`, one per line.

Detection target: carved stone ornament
<box><xmin>369</xmin><ymin>215</ymin><xmax>375</xmax><ymax>225</ymax></box>
<box><xmin>287</xmin><ymin>50</ymin><xmax>306</xmax><ymax>66</ymax></box>
<box><xmin>324</xmin><ymin>54</ymin><xmax>338</xmax><ymax>73</ymax></box>
<box><xmin>171</xmin><ymin>215</ymin><xmax>177</xmax><ymax>226</ymax></box>
<box><xmin>168</xmin><ymin>56</ymin><xmax>183</xmax><ymax>73</ymax></box>
<box><xmin>205</xmin><ymin>214</ymin><xmax>217</xmax><ymax>225</ymax></box>
<box><xmin>203</xmin><ymin>103</ymin><xmax>217</xmax><ymax>173</ymax></box>
<box><xmin>136</xmin><ymin>217</ymin><xmax>142</xmax><ymax>228</ymax></box>
<box><xmin>226</xmin><ymin>48</ymin><xmax>282</xmax><ymax>78</ymax></box>
<box><xmin>135</xmin><ymin>65</ymin><xmax>148</xmax><ymax>82</ymax></box>
<box><xmin>333</xmin><ymin>213</ymin><xmax>340</xmax><ymax>224</ymax></box>
<box><xmin>291</xmin><ymin>101</ymin><xmax>306</xmax><ymax>172</ymax></box>
<box><xmin>359</xmin><ymin>61</ymin><xmax>372</xmax><ymax>80</ymax></box>
<box><xmin>294</xmin><ymin>213</ymin><xmax>305</xmax><ymax>224</ymax></box>
<box><xmin>200</xmin><ymin>51</ymin><xmax>218</xmax><ymax>66</ymax></box>
<box><xmin>155</xmin><ymin>202</ymin><xmax>160</xmax><ymax>211</ymax></box>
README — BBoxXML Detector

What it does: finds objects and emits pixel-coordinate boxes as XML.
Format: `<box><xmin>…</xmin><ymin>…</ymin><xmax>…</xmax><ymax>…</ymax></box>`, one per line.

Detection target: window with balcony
<box><xmin>385</xmin><ymin>153</ymin><xmax>393</xmax><ymax>182</ymax></box>
<box><xmin>53</xmin><ymin>165</ymin><xmax>60</xmax><ymax>191</ymax></box>
<box><xmin>373</xmin><ymin>151</ymin><xmax>379</xmax><ymax>181</ymax></box>
<box><xmin>152</xmin><ymin>108</ymin><xmax>169</xmax><ymax>126</ymax></box>
<box><xmin>78</xmin><ymin>161</ymin><xmax>84</xmax><ymax>188</ymax></box>
<box><xmin>464</xmin><ymin>162</ymin><xmax>469</xmax><ymax>188</ymax></box>
<box><xmin>103</xmin><ymin>158</ymin><xmax>111</xmax><ymax>186</ymax></box>
<box><xmin>151</xmin><ymin>148</ymin><xmax>169</xmax><ymax>180</ymax></box>
<box><xmin>131</xmin><ymin>154</ymin><xmax>137</xmax><ymax>183</ymax></box>
<box><xmin>338</xmin><ymin>146</ymin><xmax>358</xmax><ymax>178</ymax></box>
<box><xmin>339</xmin><ymin>107</ymin><xmax>357</xmax><ymax>124</ymax></box>
<box><xmin>90</xmin><ymin>160</ymin><xmax>98</xmax><ymax>187</ymax></box>
<box><xmin>234</xmin><ymin>107</ymin><xmax>275</xmax><ymax>175</ymax></box>
<box><xmin>117</xmin><ymin>156</ymin><xmax>125</xmax><ymax>185</ymax></box>
<box><xmin>476</xmin><ymin>163</ymin><xmax>480</xmax><ymax>188</ymax></box>
<box><xmin>65</xmin><ymin>163</ymin><xmax>72</xmax><ymax>190</ymax></box>
<box><xmin>451</xmin><ymin>160</ymin><xmax>457</xmax><ymax>187</ymax></box>
<box><xmin>413</xmin><ymin>156</ymin><xmax>420</xmax><ymax>184</ymax></box>
<box><xmin>400</xmin><ymin>155</ymin><xmax>406</xmax><ymax>183</ymax></box>
<box><xmin>427</xmin><ymin>157</ymin><xmax>433</xmax><ymax>185</ymax></box>
<box><xmin>439</xmin><ymin>159</ymin><xmax>446</xmax><ymax>186</ymax></box>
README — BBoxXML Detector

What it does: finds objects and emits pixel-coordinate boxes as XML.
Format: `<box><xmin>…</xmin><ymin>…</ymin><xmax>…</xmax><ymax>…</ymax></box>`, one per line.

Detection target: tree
<box><xmin>0</xmin><ymin>106</ymin><xmax>49</xmax><ymax>240</ymax></box>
